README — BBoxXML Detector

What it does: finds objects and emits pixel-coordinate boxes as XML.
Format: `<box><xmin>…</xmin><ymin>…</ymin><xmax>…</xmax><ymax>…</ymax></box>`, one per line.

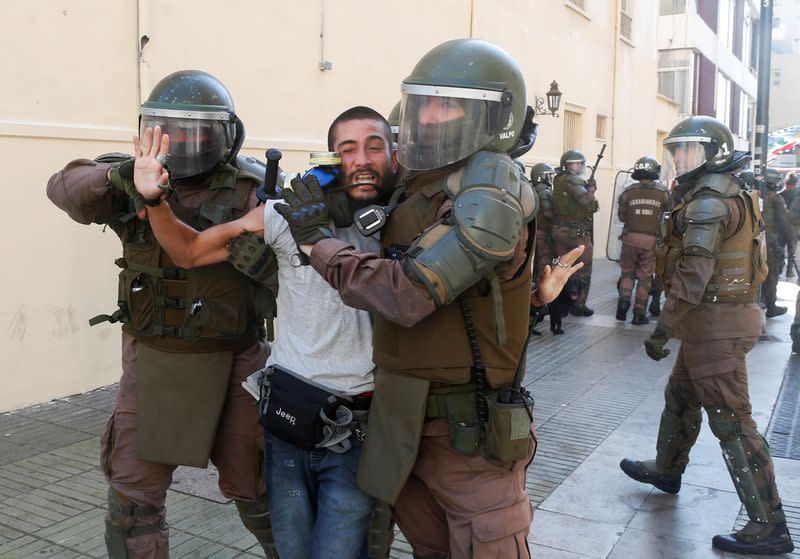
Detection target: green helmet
<box><xmin>397</xmin><ymin>39</ymin><xmax>526</xmax><ymax>170</ymax></box>
<box><xmin>559</xmin><ymin>149</ymin><xmax>586</xmax><ymax>176</ymax></box>
<box><xmin>387</xmin><ymin>101</ymin><xmax>400</xmax><ymax>144</ymax></box>
<box><xmin>739</xmin><ymin>169</ymin><xmax>756</xmax><ymax>188</ymax></box>
<box><xmin>139</xmin><ymin>70</ymin><xmax>243</xmax><ymax>179</ymax></box>
<box><xmin>661</xmin><ymin>116</ymin><xmax>734</xmax><ymax>181</ymax></box>
<box><xmin>764</xmin><ymin>167</ymin><xmax>783</xmax><ymax>190</ymax></box>
<box><xmin>631</xmin><ymin>156</ymin><xmax>661</xmax><ymax>181</ymax></box>
<box><xmin>530</xmin><ymin>162</ymin><xmax>555</xmax><ymax>185</ymax></box>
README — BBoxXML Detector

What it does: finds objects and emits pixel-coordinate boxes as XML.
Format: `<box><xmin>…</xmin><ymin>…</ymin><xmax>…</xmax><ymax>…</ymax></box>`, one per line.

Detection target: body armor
<box><xmin>534</xmin><ymin>181</ymin><xmax>554</xmax><ymax>230</ymax></box>
<box><xmin>95</xmin><ymin>160</ymin><xmax>277</xmax><ymax>352</ymax></box>
<box><xmin>553</xmin><ymin>173</ymin><xmax>597</xmax><ymax>226</ymax></box>
<box><xmin>763</xmin><ymin>191</ymin><xmax>790</xmax><ymax>247</ymax></box>
<box><xmin>620</xmin><ymin>182</ymin><xmax>670</xmax><ymax>236</ymax></box>
<box><xmin>656</xmin><ymin>177</ymin><xmax>766</xmax><ymax>304</ymax></box>
<box><xmin>371</xmin><ymin>173</ymin><xmax>533</xmax><ymax>389</ymax></box>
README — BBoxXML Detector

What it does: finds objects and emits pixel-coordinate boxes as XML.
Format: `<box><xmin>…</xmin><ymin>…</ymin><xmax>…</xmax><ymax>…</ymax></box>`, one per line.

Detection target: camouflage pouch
<box><xmin>484</xmin><ymin>393</ymin><xmax>534</xmax><ymax>463</ymax></box>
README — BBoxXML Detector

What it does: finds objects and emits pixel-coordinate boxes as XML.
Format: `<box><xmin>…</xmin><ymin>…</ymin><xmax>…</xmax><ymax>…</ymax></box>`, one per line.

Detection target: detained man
<box><xmin>131</xmin><ymin>106</ymin><xmax>397</xmax><ymax>559</ymax></box>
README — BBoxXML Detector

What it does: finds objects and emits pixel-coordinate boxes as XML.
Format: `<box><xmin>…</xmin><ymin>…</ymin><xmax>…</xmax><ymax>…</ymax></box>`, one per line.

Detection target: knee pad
<box><xmin>105</xmin><ymin>488</ymin><xmax>164</xmax><ymax>559</ymax></box>
<box><xmin>664</xmin><ymin>380</ymin><xmax>701</xmax><ymax>415</ymax></box>
<box><xmin>235</xmin><ymin>499</ymin><xmax>278</xmax><ymax>559</ymax></box>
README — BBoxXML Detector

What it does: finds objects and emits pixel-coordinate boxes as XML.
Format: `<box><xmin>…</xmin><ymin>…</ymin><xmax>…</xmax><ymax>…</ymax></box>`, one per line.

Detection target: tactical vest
<box><xmin>95</xmin><ymin>164</ymin><xmax>277</xmax><ymax>352</ymax></box>
<box><xmin>371</xmin><ymin>176</ymin><xmax>533</xmax><ymax>389</ymax></box>
<box><xmin>553</xmin><ymin>173</ymin><xmax>595</xmax><ymax>224</ymax></box>
<box><xmin>534</xmin><ymin>182</ymin><xmax>554</xmax><ymax>230</ymax></box>
<box><xmin>655</xmin><ymin>188</ymin><xmax>767</xmax><ymax>304</ymax></box>
<box><xmin>621</xmin><ymin>183</ymin><xmax>669</xmax><ymax>236</ymax></box>
<box><xmin>763</xmin><ymin>191</ymin><xmax>787</xmax><ymax>245</ymax></box>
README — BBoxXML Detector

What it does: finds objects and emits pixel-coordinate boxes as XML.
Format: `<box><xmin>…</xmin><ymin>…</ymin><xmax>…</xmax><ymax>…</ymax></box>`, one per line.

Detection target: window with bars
<box><xmin>563</xmin><ymin>110</ymin><xmax>583</xmax><ymax>152</ymax></box>
<box><xmin>620</xmin><ymin>0</ymin><xmax>633</xmax><ymax>40</ymax></box>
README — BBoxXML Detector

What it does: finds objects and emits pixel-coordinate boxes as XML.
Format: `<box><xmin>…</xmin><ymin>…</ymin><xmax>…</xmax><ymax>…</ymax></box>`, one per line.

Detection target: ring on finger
<box><xmin>551</xmin><ymin>256</ymin><xmax>570</xmax><ymax>269</ymax></box>
<box><xmin>156</xmin><ymin>154</ymin><xmax>168</xmax><ymax>165</ymax></box>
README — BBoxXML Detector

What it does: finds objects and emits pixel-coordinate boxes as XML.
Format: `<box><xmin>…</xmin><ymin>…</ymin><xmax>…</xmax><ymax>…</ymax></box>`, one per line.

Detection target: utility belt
<box><xmin>426</xmin><ymin>382</ymin><xmax>534</xmax><ymax>463</ymax></box>
<box><xmin>258</xmin><ymin>365</ymin><xmax>369</xmax><ymax>454</ymax></box>
<box><xmin>555</xmin><ymin>219</ymin><xmax>592</xmax><ymax>239</ymax></box>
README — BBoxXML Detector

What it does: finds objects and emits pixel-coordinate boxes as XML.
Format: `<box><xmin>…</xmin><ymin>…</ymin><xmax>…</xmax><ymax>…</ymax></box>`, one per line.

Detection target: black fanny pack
<box><xmin>259</xmin><ymin>366</ymin><xmax>359</xmax><ymax>451</ymax></box>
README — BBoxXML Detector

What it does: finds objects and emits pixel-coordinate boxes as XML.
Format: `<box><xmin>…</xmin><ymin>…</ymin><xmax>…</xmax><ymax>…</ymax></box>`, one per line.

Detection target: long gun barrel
<box><xmin>588</xmin><ymin>143</ymin><xmax>607</xmax><ymax>184</ymax></box>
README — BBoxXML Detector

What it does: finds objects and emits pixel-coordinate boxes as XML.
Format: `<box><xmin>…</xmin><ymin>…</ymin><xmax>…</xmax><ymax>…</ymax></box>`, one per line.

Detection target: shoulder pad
<box><xmin>567</xmin><ymin>174</ymin><xmax>585</xmax><ymax>186</ymax></box>
<box><xmin>234</xmin><ymin>154</ymin><xmax>267</xmax><ymax>183</ymax></box>
<box><xmin>95</xmin><ymin>152</ymin><xmax>133</xmax><ymax>164</ymax></box>
<box><xmin>685</xmin><ymin>196</ymin><xmax>728</xmax><ymax>224</ymax></box>
<box><xmin>694</xmin><ymin>173</ymin><xmax>740</xmax><ymax>197</ymax></box>
<box><xmin>445</xmin><ymin>150</ymin><xmax>535</xmax><ymax>220</ymax></box>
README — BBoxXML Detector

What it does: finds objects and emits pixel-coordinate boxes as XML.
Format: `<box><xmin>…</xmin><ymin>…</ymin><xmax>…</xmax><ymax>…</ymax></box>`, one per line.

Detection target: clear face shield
<box><xmin>397</xmin><ymin>84</ymin><xmax>506</xmax><ymax>170</ymax></box>
<box><xmin>564</xmin><ymin>161</ymin><xmax>586</xmax><ymax>177</ymax></box>
<box><xmin>140</xmin><ymin>107</ymin><xmax>234</xmax><ymax>179</ymax></box>
<box><xmin>661</xmin><ymin>140</ymin><xmax>710</xmax><ymax>183</ymax></box>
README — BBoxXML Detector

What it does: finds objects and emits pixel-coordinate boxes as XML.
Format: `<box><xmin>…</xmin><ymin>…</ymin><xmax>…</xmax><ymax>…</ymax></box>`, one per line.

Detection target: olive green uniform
<box><xmin>649</xmin><ymin>172</ymin><xmax>787</xmax><ymax>538</ymax></box>
<box><xmin>616</xmin><ymin>181</ymin><xmax>671</xmax><ymax>314</ymax></box>
<box><xmin>533</xmin><ymin>180</ymin><xmax>555</xmax><ymax>283</ymax></box>
<box><xmin>552</xmin><ymin>172</ymin><xmax>597</xmax><ymax>307</ymax></box>
<box><xmin>47</xmin><ymin>157</ymin><xmax>278</xmax><ymax>559</ymax></box>
<box><xmin>762</xmin><ymin>190</ymin><xmax>795</xmax><ymax>309</ymax></box>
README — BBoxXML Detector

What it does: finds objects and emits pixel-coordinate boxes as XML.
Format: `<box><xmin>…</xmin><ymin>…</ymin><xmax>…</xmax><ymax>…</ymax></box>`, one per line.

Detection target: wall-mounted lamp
<box><xmin>535</xmin><ymin>81</ymin><xmax>563</xmax><ymax>117</ymax></box>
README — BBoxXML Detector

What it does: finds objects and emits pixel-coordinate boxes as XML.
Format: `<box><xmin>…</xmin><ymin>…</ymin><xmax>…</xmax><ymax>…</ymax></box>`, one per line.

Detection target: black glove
<box><xmin>108</xmin><ymin>159</ymin><xmax>148</xmax><ymax>214</ymax></box>
<box><xmin>274</xmin><ymin>174</ymin><xmax>332</xmax><ymax>258</ymax></box>
<box><xmin>644</xmin><ymin>322</ymin><xmax>672</xmax><ymax>361</ymax></box>
<box><xmin>587</xmin><ymin>177</ymin><xmax>597</xmax><ymax>190</ymax></box>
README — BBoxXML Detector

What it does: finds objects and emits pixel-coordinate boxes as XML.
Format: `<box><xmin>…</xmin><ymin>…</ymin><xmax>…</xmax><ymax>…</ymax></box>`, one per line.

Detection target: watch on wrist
<box><xmin>143</xmin><ymin>196</ymin><xmax>163</xmax><ymax>207</ymax></box>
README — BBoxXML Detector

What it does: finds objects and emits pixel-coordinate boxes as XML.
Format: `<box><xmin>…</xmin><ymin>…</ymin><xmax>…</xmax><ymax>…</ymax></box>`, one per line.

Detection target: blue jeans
<box><xmin>265</xmin><ymin>431</ymin><xmax>372</xmax><ymax>559</ymax></box>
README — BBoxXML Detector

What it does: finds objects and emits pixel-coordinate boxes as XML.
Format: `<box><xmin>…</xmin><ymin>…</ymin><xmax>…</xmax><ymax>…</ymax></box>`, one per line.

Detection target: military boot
<box><xmin>766</xmin><ymin>305</ymin><xmax>788</xmax><ymax>318</ymax></box>
<box><xmin>649</xmin><ymin>291</ymin><xmax>662</xmax><ymax>316</ymax></box>
<box><xmin>571</xmin><ymin>304</ymin><xmax>594</xmax><ymax>317</ymax></box>
<box><xmin>619</xmin><ymin>459</ymin><xmax>681</xmax><ymax>494</ymax></box>
<box><xmin>615</xmin><ymin>297</ymin><xmax>630</xmax><ymax>321</ymax></box>
<box><xmin>631</xmin><ymin>312</ymin><xmax>650</xmax><ymax>325</ymax></box>
<box><xmin>712</xmin><ymin>519</ymin><xmax>794</xmax><ymax>555</ymax></box>
<box><xmin>791</xmin><ymin>322</ymin><xmax>800</xmax><ymax>354</ymax></box>
<box><xmin>707</xmin><ymin>408</ymin><xmax>792</xmax><ymax>555</ymax></box>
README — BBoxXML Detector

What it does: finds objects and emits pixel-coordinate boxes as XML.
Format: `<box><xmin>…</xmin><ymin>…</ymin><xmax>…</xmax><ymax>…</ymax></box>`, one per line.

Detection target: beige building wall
<box><xmin>1</xmin><ymin>0</ymin><xmax>681</xmax><ymax>411</ymax></box>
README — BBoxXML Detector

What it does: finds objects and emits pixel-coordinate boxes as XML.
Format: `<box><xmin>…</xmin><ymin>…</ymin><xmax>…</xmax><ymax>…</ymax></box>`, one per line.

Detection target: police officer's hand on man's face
<box><xmin>535</xmin><ymin>245</ymin><xmax>586</xmax><ymax>305</ymax></box>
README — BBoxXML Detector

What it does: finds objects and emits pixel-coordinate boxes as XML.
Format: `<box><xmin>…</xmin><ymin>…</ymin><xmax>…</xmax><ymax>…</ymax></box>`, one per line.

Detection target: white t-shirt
<box><xmin>262</xmin><ymin>200</ymin><xmax>378</xmax><ymax>395</ymax></box>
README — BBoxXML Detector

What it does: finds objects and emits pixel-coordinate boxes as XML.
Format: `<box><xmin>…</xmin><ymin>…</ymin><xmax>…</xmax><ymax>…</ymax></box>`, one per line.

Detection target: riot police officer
<box><xmin>762</xmin><ymin>168</ymin><xmax>794</xmax><ymax>317</ymax></box>
<box><xmin>531</xmin><ymin>162</ymin><xmax>556</xmax><ymax>283</ymax></box>
<box><xmin>615</xmin><ymin>156</ymin><xmax>671</xmax><ymax>324</ymax></box>
<box><xmin>552</xmin><ymin>149</ymin><xmax>598</xmax><ymax>315</ymax></box>
<box><xmin>620</xmin><ymin>116</ymin><xmax>794</xmax><ymax>555</ymax></box>
<box><xmin>46</xmin><ymin>71</ymin><xmax>278</xmax><ymax>559</ymax></box>
<box><xmin>277</xmin><ymin>39</ymin><xmax>584</xmax><ymax>559</ymax></box>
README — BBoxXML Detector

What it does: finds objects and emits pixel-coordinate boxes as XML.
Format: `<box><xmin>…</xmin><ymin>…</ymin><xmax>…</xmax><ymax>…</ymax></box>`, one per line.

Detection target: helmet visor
<box><xmin>140</xmin><ymin>110</ymin><xmax>233</xmax><ymax>179</ymax></box>
<box><xmin>565</xmin><ymin>161</ymin><xmax>586</xmax><ymax>176</ymax></box>
<box><xmin>398</xmin><ymin>85</ymin><xmax>502</xmax><ymax>170</ymax></box>
<box><xmin>661</xmin><ymin>141</ymin><xmax>708</xmax><ymax>182</ymax></box>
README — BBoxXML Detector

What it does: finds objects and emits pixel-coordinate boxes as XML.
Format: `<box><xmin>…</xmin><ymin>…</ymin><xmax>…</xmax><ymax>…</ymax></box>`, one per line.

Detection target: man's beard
<box><xmin>342</xmin><ymin>165</ymin><xmax>397</xmax><ymax>209</ymax></box>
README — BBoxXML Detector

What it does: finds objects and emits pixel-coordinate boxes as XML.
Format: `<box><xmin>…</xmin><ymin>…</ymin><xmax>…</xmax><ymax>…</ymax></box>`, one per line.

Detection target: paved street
<box><xmin>1</xmin><ymin>260</ymin><xmax>799</xmax><ymax>558</ymax></box>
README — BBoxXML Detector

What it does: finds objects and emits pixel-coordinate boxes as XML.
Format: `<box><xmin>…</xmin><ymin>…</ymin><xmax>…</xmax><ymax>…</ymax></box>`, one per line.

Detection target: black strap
<box><xmin>459</xmin><ymin>296</ymin><xmax>489</xmax><ymax>428</ymax></box>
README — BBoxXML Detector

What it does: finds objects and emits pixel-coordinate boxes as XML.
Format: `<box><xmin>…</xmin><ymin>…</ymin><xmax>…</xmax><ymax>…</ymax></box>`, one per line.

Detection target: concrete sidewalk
<box><xmin>1</xmin><ymin>260</ymin><xmax>798</xmax><ymax>558</ymax></box>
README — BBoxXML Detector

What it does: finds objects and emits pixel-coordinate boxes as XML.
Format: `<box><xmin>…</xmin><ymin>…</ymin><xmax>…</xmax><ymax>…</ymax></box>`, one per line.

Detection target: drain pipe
<box><xmin>137</xmin><ymin>0</ymin><xmax>151</xmax><ymax>106</ymax></box>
